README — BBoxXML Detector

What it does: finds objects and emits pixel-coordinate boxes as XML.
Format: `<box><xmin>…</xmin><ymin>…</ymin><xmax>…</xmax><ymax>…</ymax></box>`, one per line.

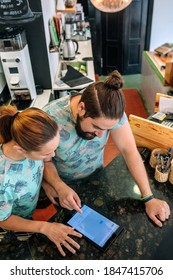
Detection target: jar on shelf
<box><xmin>65</xmin><ymin>0</ymin><xmax>75</xmax><ymax>8</ymax></box>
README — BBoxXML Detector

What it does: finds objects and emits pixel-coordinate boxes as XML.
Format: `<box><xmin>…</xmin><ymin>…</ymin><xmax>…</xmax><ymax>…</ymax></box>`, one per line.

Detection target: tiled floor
<box><xmin>103</xmin><ymin>74</ymin><xmax>148</xmax><ymax>166</ymax></box>
<box><xmin>122</xmin><ymin>74</ymin><xmax>142</xmax><ymax>91</ymax></box>
<box><xmin>100</xmin><ymin>74</ymin><xmax>142</xmax><ymax>90</ymax></box>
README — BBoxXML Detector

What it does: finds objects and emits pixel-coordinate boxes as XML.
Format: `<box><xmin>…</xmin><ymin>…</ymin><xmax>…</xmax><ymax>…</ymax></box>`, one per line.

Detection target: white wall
<box><xmin>149</xmin><ymin>0</ymin><xmax>173</xmax><ymax>50</ymax></box>
<box><xmin>41</xmin><ymin>0</ymin><xmax>60</xmax><ymax>87</ymax></box>
<box><xmin>0</xmin><ymin>60</ymin><xmax>6</xmax><ymax>93</ymax></box>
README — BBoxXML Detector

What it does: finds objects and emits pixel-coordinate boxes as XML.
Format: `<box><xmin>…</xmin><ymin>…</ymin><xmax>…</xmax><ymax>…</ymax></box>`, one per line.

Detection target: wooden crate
<box><xmin>129</xmin><ymin>114</ymin><xmax>173</xmax><ymax>150</ymax></box>
<box><xmin>129</xmin><ymin>93</ymin><xmax>173</xmax><ymax>151</ymax></box>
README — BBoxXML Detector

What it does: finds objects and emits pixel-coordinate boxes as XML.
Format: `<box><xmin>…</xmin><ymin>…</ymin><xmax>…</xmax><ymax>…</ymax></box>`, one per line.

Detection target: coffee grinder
<box><xmin>0</xmin><ymin>26</ymin><xmax>36</xmax><ymax>110</ymax></box>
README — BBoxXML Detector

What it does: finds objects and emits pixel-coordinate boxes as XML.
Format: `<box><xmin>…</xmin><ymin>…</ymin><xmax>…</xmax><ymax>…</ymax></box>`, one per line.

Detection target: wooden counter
<box><xmin>2</xmin><ymin>154</ymin><xmax>173</xmax><ymax>260</ymax></box>
<box><xmin>141</xmin><ymin>51</ymin><xmax>173</xmax><ymax>114</ymax></box>
<box><xmin>144</xmin><ymin>51</ymin><xmax>173</xmax><ymax>86</ymax></box>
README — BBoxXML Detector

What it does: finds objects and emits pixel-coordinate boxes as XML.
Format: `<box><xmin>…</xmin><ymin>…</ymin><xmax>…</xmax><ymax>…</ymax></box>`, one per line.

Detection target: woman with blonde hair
<box><xmin>0</xmin><ymin>105</ymin><xmax>82</xmax><ymax>257</ymax></box>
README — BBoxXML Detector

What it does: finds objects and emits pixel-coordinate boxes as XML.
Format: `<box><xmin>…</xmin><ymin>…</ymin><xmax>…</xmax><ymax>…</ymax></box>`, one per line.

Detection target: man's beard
<box><xmin>75</xmin><ymin>115</ymin><xmax>97</xmax><ymax>140</ymax></box>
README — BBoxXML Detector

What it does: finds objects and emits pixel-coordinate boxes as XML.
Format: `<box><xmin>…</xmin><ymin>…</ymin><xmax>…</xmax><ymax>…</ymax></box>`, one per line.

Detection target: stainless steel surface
<box><xmin>62</xmin><ymin>39</ymin><xmax>79</xmax><ymax>60</ymax></box>
<box><xmin>0</xmin><ymin>27</ymin><xmax>27</xmax><ymax>52</ymax></box>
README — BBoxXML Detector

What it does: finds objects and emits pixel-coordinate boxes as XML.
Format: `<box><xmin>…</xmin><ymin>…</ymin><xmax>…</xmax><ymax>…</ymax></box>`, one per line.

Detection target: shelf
<box><xmin>53</xmin><ymin>40</ymin><xmax>95</xmax><ymax>91</ymax></box>
<box><xmin>56</xmin><ymin>1</ymin><xmax>77</xmax><ymax>13</ymax></box>
<box><xmin>56</xmin><ymin>6</ymin><xmax>76</xmax><ymax>13</ymax></box>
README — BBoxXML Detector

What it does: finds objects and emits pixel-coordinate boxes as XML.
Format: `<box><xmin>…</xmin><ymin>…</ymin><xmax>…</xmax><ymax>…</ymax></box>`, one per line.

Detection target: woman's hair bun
<box><xmin>104</xmin><ymin>70</ymin><xmax>123</xmax><ymax>90</ymax></box>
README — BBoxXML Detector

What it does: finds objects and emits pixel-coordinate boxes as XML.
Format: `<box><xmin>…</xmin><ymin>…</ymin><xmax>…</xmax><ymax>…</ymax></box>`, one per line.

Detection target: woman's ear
<box><xmin>13</xmin><ymin>144</ymin><xmax>26</xmax><ymax>155</ymax></box>
<box><xmin>78</xmin><ymin>101</ymin><xmax>86</xmax><ymax>116</ymax></box>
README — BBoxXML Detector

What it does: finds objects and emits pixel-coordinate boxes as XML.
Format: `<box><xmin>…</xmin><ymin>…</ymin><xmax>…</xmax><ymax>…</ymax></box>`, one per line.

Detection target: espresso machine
<box><xmin>0</xmin><ymin>26</ymin><xmax>36</xmax><ymax>110</ymax></box>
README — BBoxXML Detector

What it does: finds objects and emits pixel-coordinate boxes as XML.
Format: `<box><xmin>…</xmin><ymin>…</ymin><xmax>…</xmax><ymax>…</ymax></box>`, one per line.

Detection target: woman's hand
<box><xmin>42</xmin><ymin>222</ymin><xmax>82</xmax><ymax>256</ymax></box>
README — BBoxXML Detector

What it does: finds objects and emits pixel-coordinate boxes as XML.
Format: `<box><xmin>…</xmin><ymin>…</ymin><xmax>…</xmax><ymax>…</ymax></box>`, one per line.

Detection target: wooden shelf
<box><xmin>56</xmin><ymin>6</ymin><xmax>76</xmax><ymax>13</ymax></box>
<box><xmin>56</xmin><ymin>1</ymin><xmax>77</xmax><ymax>13</ymax></box>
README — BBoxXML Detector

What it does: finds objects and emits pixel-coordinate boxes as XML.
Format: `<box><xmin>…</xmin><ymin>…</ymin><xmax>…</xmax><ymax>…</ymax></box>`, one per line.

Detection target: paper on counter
<box><xmin>159</xmin><ymin>96</ymin><xmax>173</xmax><ymax>113</ymax></box>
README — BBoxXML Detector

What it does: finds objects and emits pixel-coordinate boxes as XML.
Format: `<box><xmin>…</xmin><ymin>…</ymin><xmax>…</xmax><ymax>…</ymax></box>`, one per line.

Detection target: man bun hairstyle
<box><xmin>80</xmin><ymin>70</ymin><xmax>125</xmax><ymax>120</ymax></box>
<box><xmin>104</xmin><ymin>70</ymin><xmax>123</xmax><ymax>90</ymax></box>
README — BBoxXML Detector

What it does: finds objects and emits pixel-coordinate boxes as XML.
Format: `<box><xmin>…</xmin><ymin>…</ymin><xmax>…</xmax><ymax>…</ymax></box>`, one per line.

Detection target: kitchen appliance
<box><xmin>65</xmin><ymin>16</ymin><xmax>76</xmax><ymax>39</ymax></box>
<box><xmin>0</xmin><ymin>59</ymin><xmax>11</xmax><ymax>106</ymax></box>
<box><xmin>0</xmin><ymin>26</ymin><xmax>36</xmax><ymax>110</ymax></box>
<box><xmin>62</xmin><ymin>38</ymin><xmax>79</xmax><ymax>60</ymax></box>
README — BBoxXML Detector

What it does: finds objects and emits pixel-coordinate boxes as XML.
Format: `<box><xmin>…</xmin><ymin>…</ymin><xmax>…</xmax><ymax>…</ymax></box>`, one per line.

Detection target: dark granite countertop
<box><xmin>1</xmin><ymin>154</ymin><xmax>173</xmax><ymax>260</ymax></box>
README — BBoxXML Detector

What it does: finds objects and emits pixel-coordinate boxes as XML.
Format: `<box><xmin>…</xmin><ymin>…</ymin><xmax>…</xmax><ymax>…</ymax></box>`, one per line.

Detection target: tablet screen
<box><xmin>66</xmin><ymin>204</ymin><xmax>123</xmax><ymax>249</ymax></box>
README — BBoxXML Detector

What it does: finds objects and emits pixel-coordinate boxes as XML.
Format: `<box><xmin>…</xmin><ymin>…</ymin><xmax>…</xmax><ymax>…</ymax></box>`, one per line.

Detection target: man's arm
<box><xmin>110</xmin><ymin>122</ymin><xmax>170</xmax><ymax>227</ymax></box>
<box><xmin>43</xmin><ymin>160</ymin><xmax>82</xmax><ymax>213</ymax></box>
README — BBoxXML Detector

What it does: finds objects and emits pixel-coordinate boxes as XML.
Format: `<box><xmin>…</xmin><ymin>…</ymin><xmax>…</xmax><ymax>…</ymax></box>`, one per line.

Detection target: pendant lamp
<box><xmin>90</xmin><ymin>0</ymin><xmax>132</xmax><ymax>13</ymax></box>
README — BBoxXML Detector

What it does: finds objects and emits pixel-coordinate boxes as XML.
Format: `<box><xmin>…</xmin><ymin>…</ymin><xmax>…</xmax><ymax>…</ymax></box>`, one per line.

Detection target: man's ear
<box><xmin>78</xmin><ymin>101</ymin><xmax>86</xmax><ymax>116</ymax></box>
<box><xmin>13</xmin><ymin>144</ymin><xmax>26</xmax><ymax>154</ymax></box>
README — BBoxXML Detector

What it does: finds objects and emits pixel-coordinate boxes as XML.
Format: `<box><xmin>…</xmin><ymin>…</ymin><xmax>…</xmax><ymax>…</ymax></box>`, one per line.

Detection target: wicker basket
<box><xmin>154</xmin><ymin>165</ymin><xmax>169</xmax><ymax>183</ymax></box>
<box><xmin>169</xmin><ymin>159</ymin><xmax>173</xmax><ymax>184</ymax></box>
<box><xmin>149</xmin><ymin>148</ymin><xmax>168</xmax><ymax>168</ymax></box>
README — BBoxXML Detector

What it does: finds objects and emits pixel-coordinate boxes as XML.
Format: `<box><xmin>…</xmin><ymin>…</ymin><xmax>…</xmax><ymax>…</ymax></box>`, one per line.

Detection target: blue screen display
<box><xmin>67</xmin><ymin>205</ymin><xmax>119</xmax><ymax>247</ymax></box>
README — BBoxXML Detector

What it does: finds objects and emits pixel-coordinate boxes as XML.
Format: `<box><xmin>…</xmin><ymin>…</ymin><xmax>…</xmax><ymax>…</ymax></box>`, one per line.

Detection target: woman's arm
<box><xmin>0</xmin><ymin>215</ymin><xmax>82</xmax><ymax>257</ymax></box>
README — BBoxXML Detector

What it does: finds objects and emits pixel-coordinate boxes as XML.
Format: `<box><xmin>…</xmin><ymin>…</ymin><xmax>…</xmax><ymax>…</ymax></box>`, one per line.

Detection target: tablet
<box><xmin>65</xmin><ymin>204</ymin><xmax>125</xmax><ymax>251</ymax></box>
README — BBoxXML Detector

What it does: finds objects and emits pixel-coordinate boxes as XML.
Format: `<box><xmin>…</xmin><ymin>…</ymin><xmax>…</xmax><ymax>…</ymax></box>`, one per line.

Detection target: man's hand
<box><xmin>43</xmin><ymin>161</ymin><xmax>82</xmax><ymax>213</ymax></box>
<box><xmin>57</xmin><ymin>183</ymin><xmax>82</xmax><ymax>214</ymax></box>
<box><xmin>145</xmin><ymin>198</ymin><xmax>170</xmax><ymax>227</ymax></box>
<box><xmin>42</xmin><ymin>180</ymin><xmax>59</xmax><ymax>205</ymax></box>
<box><xmin>42</xmin><ymin>180</ymin><xmax>82</xmax><ymax>213</ymax></box>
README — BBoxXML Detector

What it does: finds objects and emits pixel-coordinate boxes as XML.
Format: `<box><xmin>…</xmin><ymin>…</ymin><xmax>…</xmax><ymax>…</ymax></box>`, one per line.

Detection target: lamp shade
<box><xmin>90</xmin><ymin>0</ymin><xmax>132</xmax><ymax>13</ymax></box>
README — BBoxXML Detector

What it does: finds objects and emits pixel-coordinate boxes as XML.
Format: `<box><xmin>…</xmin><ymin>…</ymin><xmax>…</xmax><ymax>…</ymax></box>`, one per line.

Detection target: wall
<box><xmin>25</xmin><ymin>0</ymin><xmax>58</xmax><ymax>89</ymax></box>
<box><xmin>149</xmin><ymin>0</ymin><xmax>173</xmax><ymax>51</ymax></box>
<box><xmin>0</xmin><ymin>0</ymin><xmax>59</xmax><ymax>90</ymax></box>
<box><xmin>41</xmin><ymin>0</ymin><xmax>60</xmax><ymax>88</ymax></box>
<box><xmin>0</xmin><ymin>60</ymin><xmax>5</xmax><ymax>93</ymax></box>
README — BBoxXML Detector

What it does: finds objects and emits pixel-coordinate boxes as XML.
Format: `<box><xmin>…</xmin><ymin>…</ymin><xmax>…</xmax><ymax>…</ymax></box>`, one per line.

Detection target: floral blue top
<box><xmin>0</xmin><ymin>146</ymin><xmax>44</xmax><ymax>221</ymax></box>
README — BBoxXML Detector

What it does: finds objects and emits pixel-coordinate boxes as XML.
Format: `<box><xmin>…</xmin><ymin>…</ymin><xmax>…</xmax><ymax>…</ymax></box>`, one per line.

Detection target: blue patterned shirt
<box><xmin>44</xmin><ymin>96</ymin><xmax>127</xmax><ymax>181</ymax></box>
<box><xmin>0</xmin><ymin>146</ymin><xmax>44</xmax><ymax>221</ymax></box>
